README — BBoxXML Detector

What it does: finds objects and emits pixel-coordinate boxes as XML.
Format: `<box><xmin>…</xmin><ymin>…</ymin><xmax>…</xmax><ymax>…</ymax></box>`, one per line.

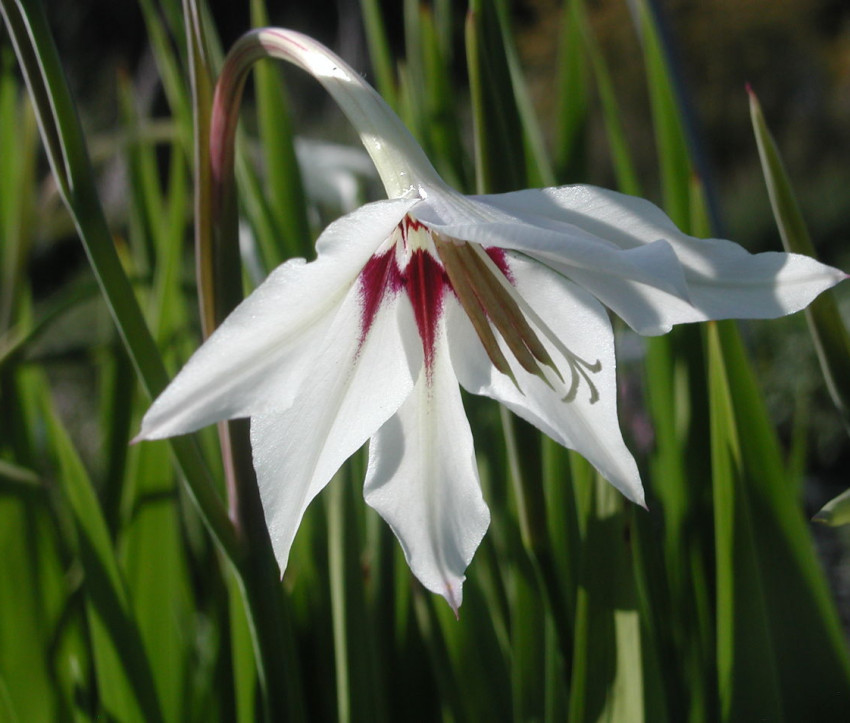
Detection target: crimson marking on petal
<box><xmin>358</xmin><ymin>218</ymin><xmax>450</xmax><ymax>380</ymax></box>
<box><xmin>359</xmin><ymin>250</ymin><xmax>401</xmax><ymax>346</ymax></box>
<box><xmin>403</xmin><ymin>249</ymin><xmax>448</xmax><ymax>377</ymax></box>
<box><xmin>485</xmin><ymin>247</ymin><xmax>513</xmax><ymax>283</ymax></box>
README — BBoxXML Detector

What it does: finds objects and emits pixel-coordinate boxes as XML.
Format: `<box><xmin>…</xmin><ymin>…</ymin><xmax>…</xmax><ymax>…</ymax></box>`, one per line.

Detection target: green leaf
<box><xmin>227</xmin><ymin>569</ymin><xmax>257</xmax><ymax>723</ymax></box>
<box><xmin>419</xmin><ymin>4</ymin><xmax>469</xmax><ymax>189</ymax></box>
<box><xmin>568</xmin><ymin>465</ymin><xmax>644</xmax><ymax>723</ymax></box>
<box><xmin>250</xmin><ymin>0</ymin><xmax>311</xmax><ymax>263</ymax></box>
<box><xmin>120</xmin><ymin>442</ymin><xmax>196</xmax><ymax>723</ymax></box>
<box><xmin>45</xmin><ymin>402</ymin><xmax>164</xmax><ymax>722</ymax></box>
<box><xmin>359</xmin><ymin>0</ymin><xmax>399</xmax><ymax>110</ymax></box>
<box><xmin>630</xmin><ymin>0</ymin><xmax>691</xmax><ymax>226</ymax></box>
<box><xmin>466</xmin><ymin>0</ymin><xmax>527</xmax><ymax>193</ymax></box>
<box><xmin>0</xmin><ymin>458</ymin><xmax>39</xmax><ymax>486</ymax></box>
<box><xmin>708</xmin><ymin>321</ymin><xmax>850</xmax><ymax>718</ymax></box>
<box><xmin>327</xmin><ymin>467</ymin><xmax>386</xmax><ymax>722</ymax></box>
<box><xmin>572</xmin><ymin>0</ymin><xmax>641</xmax><ymax>195</ymax></box>
<box><xmin>0</xmin><ymin>0</ymin><xmax>238</xmax><ymax>562</ymax></box>
<box><xmin>0</xmin><ymin>57</ymin><xmax>38</xmax><ymax>332</ymax></box>
<box><xmin>554</xmin><ymin>0</ymin><xmax>590</xmax><ymax>181</ymax></box>
<box><xmin>490</xmin><ymin>0</ymin><xmax>554</xmax><ymax>187</ymax></box>
<box><xmin>750</xmin><ymin>87</ymin><xmax>850</xmax><ymax>435</ymax></box>
<box><xmin>0</xmin><ymin>460</ymin><xmax>69</xmax><ymax>720</ymax></box>
<box><xmin>707</xmin><ymin>323</ymin><xmax>784</xmax><ymax>721</ymax></box>
<box><xmin>813</xmin><ymin>487</ymin><xmax>850</xmax><ymax>527</ymax></box>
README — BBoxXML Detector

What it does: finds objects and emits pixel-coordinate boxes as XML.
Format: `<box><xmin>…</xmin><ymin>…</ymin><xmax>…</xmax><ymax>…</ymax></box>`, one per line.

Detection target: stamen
<box><xmin>436</xmin><ymin>235</ymin><xmax>564</xmax><ymax>391</ymax></box>
<box><xmin>467</xmin><ymin>243</ymin><xmax>603</xmax><ymax>405</ymax></box>
<box><xmin>373</xmin><ymin>216</ymin><xmax>604</xmax><ymax>404</ymax></box>
<box><xmin>457</xmin><ymin>242</ymin><xmax>564</xmax><ymax>385</ymax></box>
<box><xmin>435</xmin><ymin>238</ymin><xmax>518</xmax><ymax>385</ymax></box>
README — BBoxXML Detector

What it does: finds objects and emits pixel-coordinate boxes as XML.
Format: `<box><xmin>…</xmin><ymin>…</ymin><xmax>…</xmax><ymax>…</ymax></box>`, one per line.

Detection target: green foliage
<box><xmin>0</xmin><ymin>0</ymin><xmax>848</xmax><ymax>720</ymax></box>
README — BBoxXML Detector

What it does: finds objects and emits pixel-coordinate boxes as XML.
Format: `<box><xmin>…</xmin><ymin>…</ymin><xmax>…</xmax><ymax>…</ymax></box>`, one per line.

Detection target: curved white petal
<box><xmin>252</xmin><ymin>280</ymin><xmax>423</xmax><ymax>573</ymax></box>
<box><xmin>421</xmin><ymin>186</ymin><xmax>845</xmax><ymax>335</ymax></box>
<box><xmin>447</xmin><ymin>253</ymin><xmax>645</xmax><ymax>506</ymax></box>
<box><xmin>363</xmin><ymin>325</ymin><xmax>490</xmax><ymax>613</ymax></box>
<box><xmin>256</xmin><ymin>29</ymin><xmax>446</xmax><ymax>198</ymax></box>
<box><xmin>137</xmin><ymin>198</ymin><xmax>416</xmax><ymax>440</ymax></box>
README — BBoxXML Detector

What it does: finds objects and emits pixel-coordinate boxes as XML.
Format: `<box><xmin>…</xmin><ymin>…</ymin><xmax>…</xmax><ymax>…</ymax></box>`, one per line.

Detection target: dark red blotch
<box><xmin>359</xmin><ymin>219</ymin><xmax>449</xmax><ymax>374</ymax></box>
<box><xmin>359</xmin><ymin>218</ymin><xmax>512</xmax><ymax>376</ymax></box>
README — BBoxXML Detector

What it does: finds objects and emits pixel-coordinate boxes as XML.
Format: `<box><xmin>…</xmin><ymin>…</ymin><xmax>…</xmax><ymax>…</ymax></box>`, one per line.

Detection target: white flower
<box><xmin>137</xmin><ymin>29</ymin><xmax>846</xmax><ymax>611</ymax></box>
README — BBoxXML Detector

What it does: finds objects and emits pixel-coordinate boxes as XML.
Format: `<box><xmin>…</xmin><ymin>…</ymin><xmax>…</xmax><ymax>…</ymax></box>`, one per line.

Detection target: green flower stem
<box><xmin>211</xmin><ymin>27</ymin><xmax>445</xmax><ymax>206</ymax></box>
<box><xmin>181</xmin><ymin>0</ymin><xmax>246</xmax><ymax>531</ymax></box>
<box><xmin>184</xmin><ymin>4</ymin><xmax>304</xmax><ymax>720</ymax></box>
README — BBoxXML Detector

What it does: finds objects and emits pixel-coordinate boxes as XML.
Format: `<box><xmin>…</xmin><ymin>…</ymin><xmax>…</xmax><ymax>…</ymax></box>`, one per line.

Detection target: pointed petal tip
<box><xmin>440</xmin><ymin>579</ymin><xmax>463</xmax><ymax>619</ymax></box>
<box><xmin>616</xmin><ymin>475</ymin><xmax>647</xmax><ymax>510</ymax></box>
<box><xmin>613</xmin><ymin>470</ymin><xmax>647</xmax><ymax>510</ymax></box>
<box><xmin>131</xmin><ymin>417</ymin><xmax>167</xmax><ymax>444</ymax></box>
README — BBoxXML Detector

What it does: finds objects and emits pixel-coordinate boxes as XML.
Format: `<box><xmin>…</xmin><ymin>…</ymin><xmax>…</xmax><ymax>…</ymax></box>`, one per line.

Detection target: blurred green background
<box><xmin>3</xmin><ymin>0</ymin><xmax>850</xmax><ymax>720</ymax></box>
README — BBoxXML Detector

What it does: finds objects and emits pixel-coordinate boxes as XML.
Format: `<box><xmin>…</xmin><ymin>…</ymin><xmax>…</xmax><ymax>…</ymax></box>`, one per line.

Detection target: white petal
<box><xmin>252</xmin><ymin>280</ymin><xmax>423</xmax><ymax>573</ymax></box>
<box><xmin>424</xmin><ymin>186</ymin><xmax>845</xmax><ymax>335</ymax></box>
<box><xmin>447</xmin><ymin>253</ymin><xmax>645</xmax><ymax>506</ymax></box>
<box><xmin>417</xmin><ymin>188</ymin><xmax>694</xmax><ymax>334</ymax></box>
<box><xmin>138</xmin><ymin>198</ymin><xmax>417</xmax><ymax>440</ymax></box>
<box><xmin>363</xmin><ymin>325</ymin><xmax>490</xmax><ymax>613</ymax></box>
<box><xmin>257</xmin><ymin>29</ymin><xmax>447</xmax><ymax>199</ymax></box>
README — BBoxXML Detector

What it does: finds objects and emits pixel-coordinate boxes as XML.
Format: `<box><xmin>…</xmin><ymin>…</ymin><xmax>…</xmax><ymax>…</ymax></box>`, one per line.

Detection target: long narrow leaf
<box><xmin>0</xmin><ymin>0</ymin><xmax>238</xmax><ymax>562</ymax></box>
<box><xmin>708</xmin><ymin>321</ymin><xmax>850</xmax><ymax>717</ymax></box>
<box><xmin>45</xmin><ymin>402</ymin><xmax>164</xmax><ymax>722</ymax></box>
<box><xmin>750</xmin><ymin>88</ymin><xmax>850</xmax><ymax>435</ymax></box>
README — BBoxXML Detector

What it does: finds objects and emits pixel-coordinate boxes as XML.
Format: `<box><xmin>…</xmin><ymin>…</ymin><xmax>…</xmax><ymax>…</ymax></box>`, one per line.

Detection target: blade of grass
<box><xmin>44</xmin><ymin>398</ymin><xmax>165</xmax><ymax>722</ymax></box>
<box><xmin>568</xmin><ymin>459</ymin><xmax>644</xmax><ymax>722</ymax></box>
<box><xmin>0</xmin><ymin>0</ymin><xmax>238</xmax><ymax>563</ymax></box>
<box><xmin>708</xmin><ymin>320</ymin><xmax>850</xmax><ymax>717</ymax></box>
<box><xmin>554</xmin><ymin>0</ymin><xmax>589</xmax><ymax>181</ymax></box>
<box><xmin>707</xmin><ymin>322</ymin><xmax>783</xmax><ymax>721</ymax></box>
<box><xmin>326</xmin><ymin>466</ymin><xmax>386</xmax><ymax>723</ymax></box>
<box><xmin>358</xmin><ymin>0</ymin><xmax>399</xmax><ymax>110</ymax></box>
<box><xmin>629</xmin><ymin>0</ymin><xmax>692</xmax><ymax>226</ymax></box>
<box><xmin>502</xmin><ymin>409</ymin><xmax>574</xmax><ymax>682</ymax></box>
<box><xmin>568</xmin><ymin>0</ymin><xmax>641</xmax><ymax>195</ymax></box>
<box><xmin>466</xmin><ymin>0</ymin><xmax>527</xmax><ymax>194</ymax></box>
<box><xmin>0</xmin><ymin>57</ymin><xmax>37</xmax><ymax>333</ymax></box>
<box><xmin>186</xmin><ymin>5</ymin><xmax>308</xmax><ymax>719</ymax></box>
<box><xmin>0</xmin><ymin>465</ymin><xmax>67</xmax><ymax>720</ymax></box>
<box><xmin>510</xmin><ymin>553</ymin><xmax>547</xmax><ymax>721</ymax></box>
<box><xmin>750</xmin><ymin>87</ymin><xmax>850</xmax><ymax>435</ymax></box>
<box><xmin>119</xmin><ymin>442</ymin><xmax>195</xmax><ymax>723</ymax></box>
<box><xmin>419</xmin><ymin>4</ymin><xmax>469</xmax><ymax>189</ymax></box>
<box><xmin>491</xmin><ymin>0</ymin><xmax>555</xmax><ymax>187</ymax></box>
<box><xmin>250</xmin><ymin>0</ymin><xmax>311</xmax><ymax>262</ymax></box>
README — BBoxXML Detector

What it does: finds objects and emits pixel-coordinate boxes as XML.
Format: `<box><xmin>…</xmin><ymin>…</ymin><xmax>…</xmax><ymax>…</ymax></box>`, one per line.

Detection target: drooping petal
<box><xmin>423</xmin><ymin>186</ymin><xmax>845</xmax><ymax>335</ymax></box>
<box><xmin>251</xmin><ymin>276</ymin><xmax>423</xmax><ymax>573</ymax></box>
<box><xmin>363</xmin><ymin>324</ymin><xmax>490</xmax><ymax>613</ymax></box>
<box><xmin>255</xmin><ymin>29</ymin><xmax>447</xmax><ymax>199</ymax></box>
<box><xmin>137</xmin><ymin>198</ymin><xmax>417</xmax><ymax>440</ymax></box>
<box><xmin>448</xmin><ymin>252</ymin><xmax>645</xmax><ymax>506</ymax></box>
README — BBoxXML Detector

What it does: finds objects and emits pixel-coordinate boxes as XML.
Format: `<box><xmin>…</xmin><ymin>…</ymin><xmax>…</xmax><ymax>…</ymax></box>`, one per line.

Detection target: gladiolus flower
<box><xmin>136</xmin><ymin>29</ymin><xmax>845</xmax><ymax>611</ymax></box>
